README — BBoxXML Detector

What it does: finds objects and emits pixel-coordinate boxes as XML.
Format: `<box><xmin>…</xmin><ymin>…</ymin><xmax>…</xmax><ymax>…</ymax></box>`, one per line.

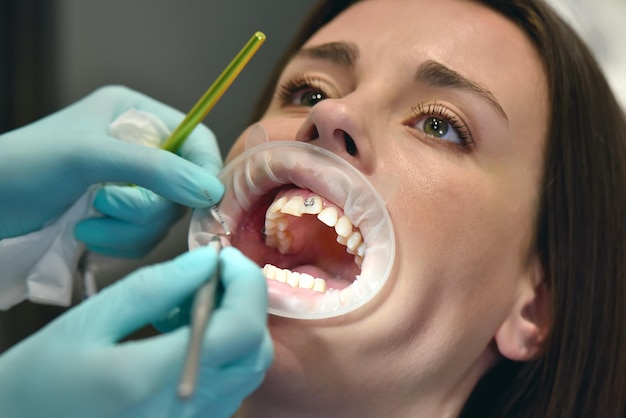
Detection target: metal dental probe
<box><xmin>178</xmin><ymin>234</ymin><xmax>225</xmax><ymax>399</ymax></box>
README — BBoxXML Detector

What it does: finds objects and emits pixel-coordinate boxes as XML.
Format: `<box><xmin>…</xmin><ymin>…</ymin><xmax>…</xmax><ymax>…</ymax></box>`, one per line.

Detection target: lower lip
<box><xmin>266</xmin><ymin>279</ymin><xmax>326</xmax><ymax>312</ymax></box>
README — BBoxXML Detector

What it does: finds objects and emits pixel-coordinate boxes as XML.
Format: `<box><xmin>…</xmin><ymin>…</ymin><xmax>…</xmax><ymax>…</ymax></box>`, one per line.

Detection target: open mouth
<box><xmin>189</xmin><ymin>140</ymin><xmax>395</xmax><ymax>319</ymax></box>
<box><xmin>233</xmin><ymin>185</ymin><xmax>364</xmax><ymax>294</ymax></box>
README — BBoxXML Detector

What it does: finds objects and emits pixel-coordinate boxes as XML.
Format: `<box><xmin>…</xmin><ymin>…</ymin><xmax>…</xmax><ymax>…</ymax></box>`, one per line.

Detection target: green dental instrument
<box><xmin>161</xmin><ymin>31</ymin><xmax>266</xmax><ymax>153</ymax></box>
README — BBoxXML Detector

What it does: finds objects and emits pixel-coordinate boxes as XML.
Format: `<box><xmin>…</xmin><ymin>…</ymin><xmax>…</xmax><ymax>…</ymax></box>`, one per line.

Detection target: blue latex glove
<box><xmin>0</xmin><ymin>85</ymin><xmax>223</xmax><ymax>257</ymax></box>
<box><xmin>0</xmin><ymin>246</ymin><xmax>273</xmax><ymax>418</ymax></box>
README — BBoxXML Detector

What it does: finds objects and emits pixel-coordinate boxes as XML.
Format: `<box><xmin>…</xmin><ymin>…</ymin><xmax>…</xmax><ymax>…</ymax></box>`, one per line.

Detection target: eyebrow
<box><xmin>296</xmin><ymin>41</ymin><xmax>359</xmax><ymax>67</ymax></box>
<box><xmin>415</xmin><ymin>60</ymin><xmax>509</xmax><ymax>122</ymax></box>
<box><xmin>295</xmin><ymin>43</ymin><xmax>508</xmax><ymax>122</ymax></box>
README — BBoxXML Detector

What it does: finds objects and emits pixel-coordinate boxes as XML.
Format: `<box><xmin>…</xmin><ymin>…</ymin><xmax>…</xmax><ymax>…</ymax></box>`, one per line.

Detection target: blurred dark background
<box><xmin>0</xmin><ymin>0</ymin><xmax>316</xmax><ymax>352</ymax></box>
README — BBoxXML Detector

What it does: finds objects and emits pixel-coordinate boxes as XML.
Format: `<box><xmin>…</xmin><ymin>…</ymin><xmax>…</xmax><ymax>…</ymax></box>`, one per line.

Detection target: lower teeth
<box><xmin>262</xmin><ymin>264</ymin><xmax>328</xmax><ymax>293</ymax></box>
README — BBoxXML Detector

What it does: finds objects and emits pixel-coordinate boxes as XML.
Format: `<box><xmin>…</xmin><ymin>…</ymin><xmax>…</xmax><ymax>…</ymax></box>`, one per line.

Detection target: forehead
<box><xmin>305</xmin><ymin>0</ymin><xmax>534</xmax><ymax>67</ymax></box>
<box><xmin>302</xmin><ymin>0</ymin><xmax>547</xmax><ymax>129</ymax></box>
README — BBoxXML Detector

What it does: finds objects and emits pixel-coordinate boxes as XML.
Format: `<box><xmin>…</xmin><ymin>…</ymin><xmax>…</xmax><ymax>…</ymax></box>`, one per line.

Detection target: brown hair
<box><xmin>251</xmin><ymin>1</ymin><xmax>626</xmax><ymax>416</ymax></box>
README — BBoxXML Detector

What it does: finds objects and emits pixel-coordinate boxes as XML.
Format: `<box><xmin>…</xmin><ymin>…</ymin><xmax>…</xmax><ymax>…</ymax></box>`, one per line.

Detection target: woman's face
<box><xmin>226</xmin><ymin>0</ymin><xmax>548</xmax><ymax>413</ymax></box>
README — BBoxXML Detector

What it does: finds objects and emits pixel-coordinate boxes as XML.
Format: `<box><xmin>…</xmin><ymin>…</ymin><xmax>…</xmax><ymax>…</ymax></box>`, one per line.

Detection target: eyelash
<box><xmin>275</xmin><ymin>74</ymin><xmax>329</xmax><ymax>106</ymax></box>
<box><xmin>410</xmin><ymin>102</ymin><xmax>474</xmax><ymax>149</ymax></box>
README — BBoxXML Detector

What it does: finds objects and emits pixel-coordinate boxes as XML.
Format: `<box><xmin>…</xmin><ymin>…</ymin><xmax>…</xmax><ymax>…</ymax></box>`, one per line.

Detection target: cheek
<box><xmin>225</xmin><ymin>137</ymin><xmax>245</xmax><ymax>164</ymax></box>
<box><xmin>225</xmin><ymin>117</ymin><xmax>304</xmax><ymax>163</ymax></box>
<box><xmin>385</xmin><ymin>154</ymin><xmax>534</xmax><ymax>332</ymax></box>
<box><xmin>353</xmin><ymin>160</ymin><xmax>531</xmax><ymax>373</ymax></box>
<box><xmin>389</xmin><ymin>152</ymin><xmax>532</xmax><ymax>279</ymax></box>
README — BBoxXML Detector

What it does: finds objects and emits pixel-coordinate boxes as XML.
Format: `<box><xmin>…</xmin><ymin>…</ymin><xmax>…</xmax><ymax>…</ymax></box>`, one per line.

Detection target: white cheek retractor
<box><xmin>189</xmin><ymin>129</ymin><xmax>396</xmax><ymax>320</ymax></box>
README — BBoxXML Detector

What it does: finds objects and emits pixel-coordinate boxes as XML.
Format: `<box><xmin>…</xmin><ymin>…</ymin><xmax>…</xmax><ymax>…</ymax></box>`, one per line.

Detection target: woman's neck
<box><xmin>234</xmin><ymin>377</ymin><xmax>476</xmax><ymax>418</ymax></box>
<box><xmin>233</xmin><ymin>347</ymin><xmax>498</xmax><ymax>418</ymax></box>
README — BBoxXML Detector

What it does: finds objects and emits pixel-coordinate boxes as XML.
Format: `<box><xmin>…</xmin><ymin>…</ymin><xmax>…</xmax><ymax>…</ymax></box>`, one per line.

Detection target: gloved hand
<box><xmin>0</xmin><ymin>85</ymin><xmax>224</xmax><ymax>257</ymax></box>
<box><xmin>0</xmin><ymin>246</ymin><xmax>273</xmax><ymax>418</ymax></box>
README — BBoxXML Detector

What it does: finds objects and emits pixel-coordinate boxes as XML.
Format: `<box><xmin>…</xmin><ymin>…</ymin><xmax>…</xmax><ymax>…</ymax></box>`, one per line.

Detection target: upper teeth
<box><xmin>262</xmin><ymin>193</ymin><xmax>366</xmax><ymax>292</ymax></box>
<box><xmin>317</xmin><ymin>206</ymin><xmax>338</xmax><ymax>226</ymax></box>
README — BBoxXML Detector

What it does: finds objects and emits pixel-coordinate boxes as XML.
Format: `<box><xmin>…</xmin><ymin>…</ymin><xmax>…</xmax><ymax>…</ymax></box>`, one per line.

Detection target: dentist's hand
<box><xmin>0</xmin><ymin>85</ymin><xmax>223</xmax><ymax>257</ymax></box>
<box><xmin>0</xmin><ymin>246</ymin><xmax>273</xmax><ymax>418</ymax></box>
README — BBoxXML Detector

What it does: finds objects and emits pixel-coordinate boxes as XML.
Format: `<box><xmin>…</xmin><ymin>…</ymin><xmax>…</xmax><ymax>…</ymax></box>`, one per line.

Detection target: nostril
<box><xmin>343</xmin><ymin>132</ymin><xmax>358</xmax><ymax>156</ymax></box>
<box><xmin>300</xmin><ymin>125</ymin><xmax>319</xmax><ymax>142</ymax></box>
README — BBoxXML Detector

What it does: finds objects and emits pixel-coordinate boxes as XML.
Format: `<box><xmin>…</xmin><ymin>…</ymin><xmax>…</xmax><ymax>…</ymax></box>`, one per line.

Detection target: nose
<box><xmin>295</xmin><ymin>99</ymin><xmax>373</xmax><ymax>172</ymax></box>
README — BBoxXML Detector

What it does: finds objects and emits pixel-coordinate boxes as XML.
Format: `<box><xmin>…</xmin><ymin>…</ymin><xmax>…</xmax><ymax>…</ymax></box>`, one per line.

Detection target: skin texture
<box><xmin>228</xmin><ymin>0</ymin><xmax>550</xmax><ymax>416</ymax></box>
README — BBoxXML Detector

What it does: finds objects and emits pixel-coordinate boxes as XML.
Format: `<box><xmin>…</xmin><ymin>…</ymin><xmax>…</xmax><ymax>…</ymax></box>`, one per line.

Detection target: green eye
<box><xmin>298</xmin><ymin>91</ymin><xmax>325</xmax><ymax>107</ymax></box>
<box><xmin>424</xmin><ymin>117</ymin><xmax>449</xmax><ymax>138</ymax></box>
<box><xmin>411</xmin><ymin>103</ymin><xmax>472</xmax><ymax>147</ymax></box>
